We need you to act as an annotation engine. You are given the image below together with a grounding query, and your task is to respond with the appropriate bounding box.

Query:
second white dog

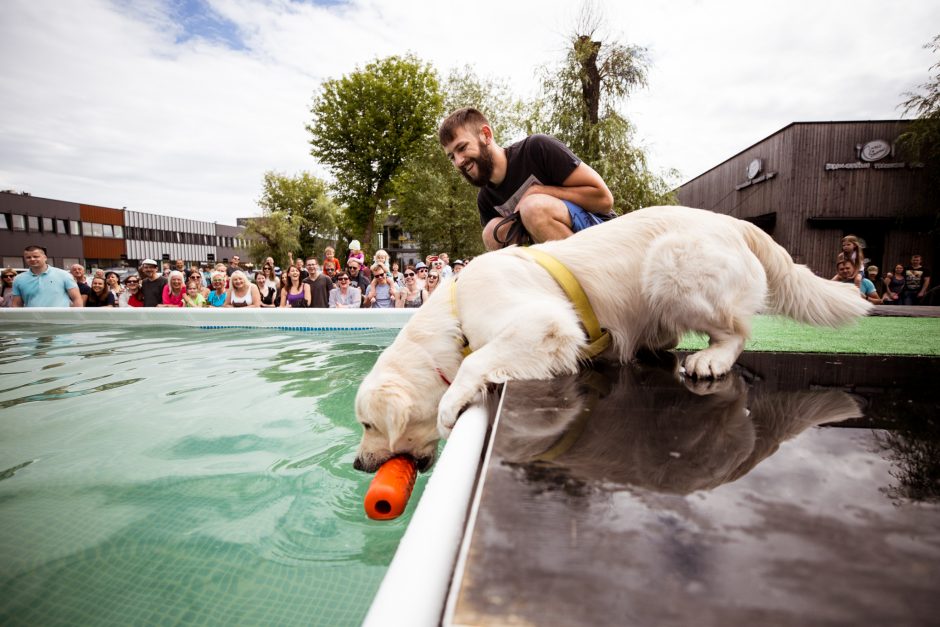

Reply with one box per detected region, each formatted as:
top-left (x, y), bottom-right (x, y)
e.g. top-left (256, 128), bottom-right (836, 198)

top-left (353, 205), bottom-right (871, 473)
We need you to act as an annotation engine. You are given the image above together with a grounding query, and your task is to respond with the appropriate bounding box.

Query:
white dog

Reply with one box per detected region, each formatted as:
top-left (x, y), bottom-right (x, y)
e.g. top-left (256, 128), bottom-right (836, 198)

top-left (353, 206), bottom-right (872, 473)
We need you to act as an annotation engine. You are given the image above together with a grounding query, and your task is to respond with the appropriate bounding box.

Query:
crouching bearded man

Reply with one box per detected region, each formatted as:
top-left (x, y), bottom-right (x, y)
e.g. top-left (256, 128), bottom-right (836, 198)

top-left (438, 107), bottom-right (616, 251)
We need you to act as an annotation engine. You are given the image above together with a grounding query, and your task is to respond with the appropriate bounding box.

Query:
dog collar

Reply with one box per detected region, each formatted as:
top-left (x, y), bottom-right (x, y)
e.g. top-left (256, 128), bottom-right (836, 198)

top-left (435, 368), bottom-right (452, 386)
top-left (519, 248), bottom-right (611, 359)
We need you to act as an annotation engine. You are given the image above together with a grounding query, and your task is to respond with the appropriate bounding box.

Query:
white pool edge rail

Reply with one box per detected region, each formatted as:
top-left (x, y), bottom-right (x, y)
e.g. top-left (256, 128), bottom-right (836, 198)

top-left (362, 403), bottom-right (490, 627)
top-left (0, 307), bottom-right (416, 328)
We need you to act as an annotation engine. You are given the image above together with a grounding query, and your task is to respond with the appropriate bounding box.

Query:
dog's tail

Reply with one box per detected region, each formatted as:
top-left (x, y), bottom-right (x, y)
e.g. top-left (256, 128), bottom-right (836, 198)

top-left (739, 220), bottom-right (873, 326)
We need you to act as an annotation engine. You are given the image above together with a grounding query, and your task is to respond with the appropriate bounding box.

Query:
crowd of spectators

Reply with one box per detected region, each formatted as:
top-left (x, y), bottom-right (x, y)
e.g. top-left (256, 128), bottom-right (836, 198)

top-left (3, 244), bottom-right (470, 310)
top-left (831, 234), bottom-right (934, 306)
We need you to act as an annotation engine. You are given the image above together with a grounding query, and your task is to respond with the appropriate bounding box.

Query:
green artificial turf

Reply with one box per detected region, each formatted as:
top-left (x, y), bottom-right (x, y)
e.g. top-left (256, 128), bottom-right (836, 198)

top-left (676, 315), bottom-right (940, 356)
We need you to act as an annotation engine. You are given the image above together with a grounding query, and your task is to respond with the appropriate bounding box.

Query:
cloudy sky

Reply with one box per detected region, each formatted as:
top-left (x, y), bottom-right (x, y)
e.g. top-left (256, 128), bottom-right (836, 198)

top-left (1, 0), bottom-right (937, 225)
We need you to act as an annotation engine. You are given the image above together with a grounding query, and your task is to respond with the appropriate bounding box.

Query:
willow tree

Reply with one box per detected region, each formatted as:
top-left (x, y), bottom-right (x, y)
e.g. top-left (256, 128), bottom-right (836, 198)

top-left (307, 55), bottom-right (443, 253)
top-left (899, 34), bottom-right (940, 224)
top-left (536, 4), bottom-right (676, 212)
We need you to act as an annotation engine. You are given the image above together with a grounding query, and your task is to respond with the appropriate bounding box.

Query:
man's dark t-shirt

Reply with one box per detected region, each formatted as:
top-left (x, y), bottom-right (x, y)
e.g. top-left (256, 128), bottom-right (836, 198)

top-left (85, 290), bottom-right (115, 307)
top-left (141, 276), bottom-right (167, 307)
top-left (305, 274), bottom-right (333, 309)
top-left (904, 266), bottom-right (931, 293)
top-left (77, 282), bottom-right (92, 297)
top-left (476, 134), bottom-right (616, 227)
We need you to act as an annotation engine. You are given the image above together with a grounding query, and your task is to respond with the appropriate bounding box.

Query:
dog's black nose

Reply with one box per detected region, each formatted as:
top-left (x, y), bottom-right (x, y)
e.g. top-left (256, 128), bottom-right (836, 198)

top-left (353, 457), bottom-right (364, 471)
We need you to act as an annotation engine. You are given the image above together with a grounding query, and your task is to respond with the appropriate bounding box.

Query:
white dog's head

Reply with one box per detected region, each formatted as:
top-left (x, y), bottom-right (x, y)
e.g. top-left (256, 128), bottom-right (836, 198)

top-left (353, 359), bottom-right (444, 473)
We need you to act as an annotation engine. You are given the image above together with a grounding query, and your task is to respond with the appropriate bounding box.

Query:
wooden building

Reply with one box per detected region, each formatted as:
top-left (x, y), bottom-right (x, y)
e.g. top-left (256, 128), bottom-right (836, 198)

top-left (677, 121), bottom-right (936, 276)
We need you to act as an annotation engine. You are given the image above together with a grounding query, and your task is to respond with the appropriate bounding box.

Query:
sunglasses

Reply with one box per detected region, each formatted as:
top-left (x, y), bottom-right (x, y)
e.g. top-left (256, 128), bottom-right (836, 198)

top-left (338, 277), bottom-right (350, 282)
top-left (2, 274), bottom-right (14, 279)
top-left (126, 280), bottom-right (139, 284)
top-left (373, 273), bottom-right (386, 279)
top-left (404, 272), bottom-right (415, 277)
top-left (428, 274), bottom-right (439, 280)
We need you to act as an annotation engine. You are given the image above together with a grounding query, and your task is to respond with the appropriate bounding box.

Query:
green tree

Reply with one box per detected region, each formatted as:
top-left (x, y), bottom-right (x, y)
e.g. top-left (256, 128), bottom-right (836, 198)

top-left (307, 55), bottom-right (443, 255)
top-left (392, 67), bottom-right (527, 258)
top-left (534, 3), bottom-right (676, 212)
top-left (243, 171), bottom-right (340, 264)
top-left (899, 34), bottom-right (940, 222)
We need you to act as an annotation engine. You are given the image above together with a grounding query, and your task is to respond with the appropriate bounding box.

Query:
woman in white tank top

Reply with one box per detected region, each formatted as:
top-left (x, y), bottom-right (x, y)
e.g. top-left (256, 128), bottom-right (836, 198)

top-left (225, 271), bottom-right (261, 308)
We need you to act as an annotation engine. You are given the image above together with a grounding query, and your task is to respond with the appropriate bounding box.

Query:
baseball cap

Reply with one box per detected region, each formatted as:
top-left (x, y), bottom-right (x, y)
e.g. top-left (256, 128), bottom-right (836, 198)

top-left (141, 259), bottom-right (158, 266)
top-left (349, 240), bottom-right (361, 250)
top-left (453, 259), bottom-right (464, 266)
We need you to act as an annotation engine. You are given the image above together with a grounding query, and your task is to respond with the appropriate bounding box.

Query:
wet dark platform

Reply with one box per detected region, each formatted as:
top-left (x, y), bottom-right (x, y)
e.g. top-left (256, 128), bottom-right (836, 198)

top-left (449, 352), bottom-right (940, 626)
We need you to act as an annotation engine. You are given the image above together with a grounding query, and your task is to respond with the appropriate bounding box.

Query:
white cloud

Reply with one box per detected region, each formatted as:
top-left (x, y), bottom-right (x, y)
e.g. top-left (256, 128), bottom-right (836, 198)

top-left (0, 0), bottom-right (937, 223)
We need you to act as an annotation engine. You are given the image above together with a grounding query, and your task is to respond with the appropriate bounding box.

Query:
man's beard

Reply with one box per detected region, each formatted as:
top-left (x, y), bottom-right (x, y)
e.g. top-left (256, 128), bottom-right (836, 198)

top-left (459, 140), bottom-right (495, 187)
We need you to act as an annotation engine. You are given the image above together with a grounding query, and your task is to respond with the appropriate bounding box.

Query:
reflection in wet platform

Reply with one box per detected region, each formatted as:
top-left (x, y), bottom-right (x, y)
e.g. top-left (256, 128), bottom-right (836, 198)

top-left (450, 352), bottom-right (940, 627)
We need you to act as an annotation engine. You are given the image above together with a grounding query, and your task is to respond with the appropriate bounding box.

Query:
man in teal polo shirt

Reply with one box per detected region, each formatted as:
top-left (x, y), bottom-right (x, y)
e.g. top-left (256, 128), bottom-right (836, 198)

top-left (11, 245), bottom-right (83, 307)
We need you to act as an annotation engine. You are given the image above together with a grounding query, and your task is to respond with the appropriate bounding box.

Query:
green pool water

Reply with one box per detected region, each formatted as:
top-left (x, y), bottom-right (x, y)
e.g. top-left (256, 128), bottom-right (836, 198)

top-left (0, 324), bottom-right (421, 626)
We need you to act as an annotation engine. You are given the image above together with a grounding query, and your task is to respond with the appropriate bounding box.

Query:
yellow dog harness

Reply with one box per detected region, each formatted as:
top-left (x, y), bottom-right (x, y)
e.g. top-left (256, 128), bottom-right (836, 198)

top-left (450, 248), bottom-right (611, 360)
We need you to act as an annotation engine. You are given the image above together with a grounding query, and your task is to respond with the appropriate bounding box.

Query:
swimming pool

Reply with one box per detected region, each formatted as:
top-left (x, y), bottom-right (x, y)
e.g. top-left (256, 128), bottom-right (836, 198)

top-left (0, 320), bottom-right (425, 626)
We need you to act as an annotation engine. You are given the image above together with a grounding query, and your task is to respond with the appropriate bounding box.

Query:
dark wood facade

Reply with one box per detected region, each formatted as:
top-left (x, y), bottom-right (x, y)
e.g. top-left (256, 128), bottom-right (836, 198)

top-left (677, 121), bottom-right (936, 276)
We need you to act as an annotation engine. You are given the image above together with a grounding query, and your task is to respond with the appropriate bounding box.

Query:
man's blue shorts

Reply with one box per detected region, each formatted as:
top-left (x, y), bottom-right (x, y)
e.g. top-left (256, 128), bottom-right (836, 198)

top-left (564, 200), bottom-right (609, 233)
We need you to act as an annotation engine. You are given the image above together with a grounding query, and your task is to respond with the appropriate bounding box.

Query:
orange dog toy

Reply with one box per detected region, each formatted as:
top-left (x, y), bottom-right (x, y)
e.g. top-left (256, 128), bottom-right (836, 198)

top-left (364, 456), bottom-right (418, 520)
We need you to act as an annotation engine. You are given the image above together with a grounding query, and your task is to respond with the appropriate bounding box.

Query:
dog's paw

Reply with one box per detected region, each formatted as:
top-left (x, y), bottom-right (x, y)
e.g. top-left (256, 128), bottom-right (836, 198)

top-left (681, 372), bottom-right (735, 396)
top-left (684, 350), bottom-right (733, 379)
top-left (437, 391), bottom-right (462, 439)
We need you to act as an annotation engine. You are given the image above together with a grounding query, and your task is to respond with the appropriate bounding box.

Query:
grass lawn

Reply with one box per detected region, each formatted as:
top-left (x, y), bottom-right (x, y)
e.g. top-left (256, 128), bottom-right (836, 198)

top-left (677, 315), bottom-right (940, 356)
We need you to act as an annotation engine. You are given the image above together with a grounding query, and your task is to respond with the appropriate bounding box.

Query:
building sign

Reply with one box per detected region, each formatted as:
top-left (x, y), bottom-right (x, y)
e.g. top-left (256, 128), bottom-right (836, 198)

top-left (825, 137), bottom-right (921, 171)
top-left (860, 139), bottom-right (890, 162)
top-left (735, 157), bottom-right (776, 190)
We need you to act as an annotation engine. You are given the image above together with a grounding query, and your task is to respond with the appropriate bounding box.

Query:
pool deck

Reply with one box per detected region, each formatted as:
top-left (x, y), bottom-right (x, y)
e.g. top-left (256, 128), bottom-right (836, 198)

top-left (446, 351), bottom-right (940, 626)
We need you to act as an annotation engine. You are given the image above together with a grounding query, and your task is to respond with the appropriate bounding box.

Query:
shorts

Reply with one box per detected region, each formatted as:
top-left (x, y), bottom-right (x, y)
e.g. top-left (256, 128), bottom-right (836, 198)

top-left (564, 200), bottom-right (612, 233)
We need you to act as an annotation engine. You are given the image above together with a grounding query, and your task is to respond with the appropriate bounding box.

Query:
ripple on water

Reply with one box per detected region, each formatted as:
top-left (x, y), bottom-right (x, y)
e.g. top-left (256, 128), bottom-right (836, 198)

top-left (0, 324), bottom-right (400, 627)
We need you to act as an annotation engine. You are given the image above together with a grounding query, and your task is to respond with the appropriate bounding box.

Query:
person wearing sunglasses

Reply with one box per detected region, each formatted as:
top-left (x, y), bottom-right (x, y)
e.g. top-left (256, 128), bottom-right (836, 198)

top-left (328, 273), bottom-right (362, 308)
top-left (345, 259), bottom-right (371, 303)
top-left (394, 265), bottom-right (427, 308)
top-left (425, 271), bottom-right (442, 296)
top-left (1, 268), bottom-right (18, 307)
top-left (118, 275), bottom-right (144, 307)
top-left (364, 263), bottom-right (398, 308)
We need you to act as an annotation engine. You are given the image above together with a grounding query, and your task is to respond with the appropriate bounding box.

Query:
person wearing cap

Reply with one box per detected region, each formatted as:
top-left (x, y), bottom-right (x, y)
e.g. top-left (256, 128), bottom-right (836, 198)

top-left (453, 259), bottom-right (465, 275)
top-left (12, 245), bottom-right (82, 308)
top-left (347, 240), bottom-right (365, 266)
top-left (413, 261), bottom-right (429, 289)
top-left (139, 259), bottom-right (168, 307)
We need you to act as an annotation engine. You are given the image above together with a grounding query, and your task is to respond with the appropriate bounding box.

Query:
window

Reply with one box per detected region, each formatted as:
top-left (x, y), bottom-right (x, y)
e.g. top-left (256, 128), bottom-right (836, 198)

top-left (102, 224), bottom-right (113, 237)
top-left (113, 225), bottom-right (123, 239)
top-left (12, 214), bottom-right (26, 231)
top-left (0, 214), bottom-right (8, 230)
top-left (91, 223), bottom-right (103, 237)
top-left (82, 221), bottom-right (92, 235)
top-left (56, 219), bottom-right (67, 234)
top-left (42, 217), bottom-right (53, 232)
top-left (70, 220), bottom-right (81, 235)
top-left (27, 216), bottom-right (39, 231)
